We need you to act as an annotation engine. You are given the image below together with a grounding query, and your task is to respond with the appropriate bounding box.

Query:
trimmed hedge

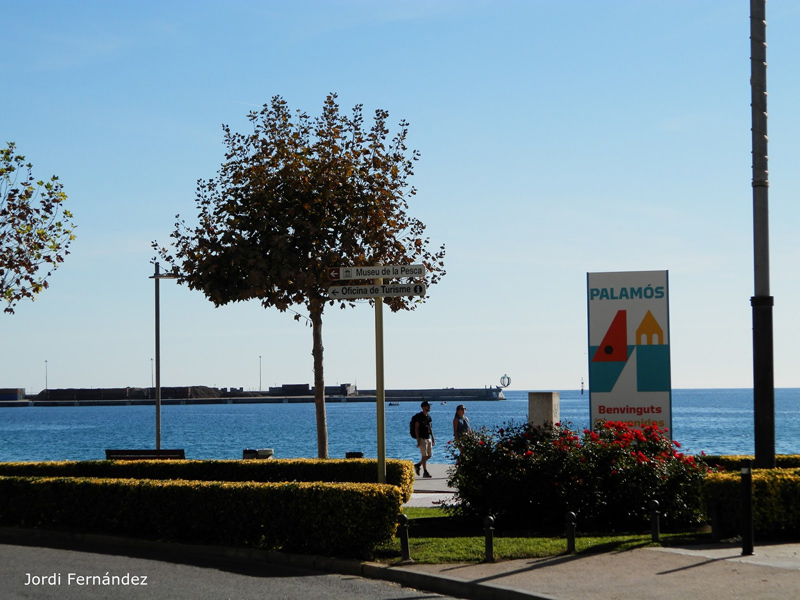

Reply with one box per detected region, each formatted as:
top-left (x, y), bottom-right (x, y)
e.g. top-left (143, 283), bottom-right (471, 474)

top-left (703, 455), bottom-right (800, 472)
top-left (0, 458), bottom-right (414, 504)
top-left (0, 476), bottom-right (401, 558)
top-left (703, 469), bottom-right (800, 538)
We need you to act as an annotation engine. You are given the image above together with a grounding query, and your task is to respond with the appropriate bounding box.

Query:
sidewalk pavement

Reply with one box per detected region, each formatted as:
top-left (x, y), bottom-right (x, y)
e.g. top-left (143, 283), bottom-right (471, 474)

top-left (394, 463), bottom-right (800, 600)
top-left (403, 461), bottom-right (457, 507)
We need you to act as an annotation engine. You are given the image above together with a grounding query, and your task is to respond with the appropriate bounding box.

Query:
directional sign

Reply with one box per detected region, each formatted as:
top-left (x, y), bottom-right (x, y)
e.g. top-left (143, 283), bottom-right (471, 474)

top-left (328, 283), bottom-right (427, 300)
top-left (328, 264), bottom-right (426, 281)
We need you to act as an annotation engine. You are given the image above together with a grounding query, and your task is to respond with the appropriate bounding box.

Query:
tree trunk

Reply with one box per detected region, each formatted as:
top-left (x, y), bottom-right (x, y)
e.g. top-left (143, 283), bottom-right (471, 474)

top-left (310, 301), bottom-right (329, 458)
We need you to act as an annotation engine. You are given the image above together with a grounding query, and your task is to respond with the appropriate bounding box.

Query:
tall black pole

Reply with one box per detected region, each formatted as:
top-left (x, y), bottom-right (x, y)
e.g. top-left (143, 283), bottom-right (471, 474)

top-left (154, 262), bottom-right (162, 450)
top-left (750, 0), bottom-right (775, 468)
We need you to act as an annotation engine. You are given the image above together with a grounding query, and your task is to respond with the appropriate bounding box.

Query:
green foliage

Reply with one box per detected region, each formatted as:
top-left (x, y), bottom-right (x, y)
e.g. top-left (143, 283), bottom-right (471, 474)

top-left (0, 458), bottom-right (415, 504)
top-left (0, 142), bottom-right (76, 314)
top-left (702, 454), bottom-right (800, 471)
top-left (0, 476), bottom-right (402, 558)
top-left (155, 93), bottom-right (445, 313)
top-left (703, 469), bottom-right (800, 538)
top-left (446, 421), bottom-right (707, 532)
top-left (152, 94), bottom-right (445, 458)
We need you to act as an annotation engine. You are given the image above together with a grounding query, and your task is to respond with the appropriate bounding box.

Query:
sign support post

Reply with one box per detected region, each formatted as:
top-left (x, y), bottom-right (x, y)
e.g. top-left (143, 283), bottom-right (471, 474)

top-left (327, 264), bottom-right (427, 485)
top-left (374, 276), bottom-right (386, 484)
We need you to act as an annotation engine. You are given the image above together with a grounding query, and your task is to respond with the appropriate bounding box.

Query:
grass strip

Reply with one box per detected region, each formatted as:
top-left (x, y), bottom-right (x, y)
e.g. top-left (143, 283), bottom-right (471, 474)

top-left (381, 508), bottom-right (709, 563)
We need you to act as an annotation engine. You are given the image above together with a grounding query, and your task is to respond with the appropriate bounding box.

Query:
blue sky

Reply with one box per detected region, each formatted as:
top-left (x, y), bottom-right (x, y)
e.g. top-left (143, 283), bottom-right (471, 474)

top-left (2, 1), bottom-right (799, 394)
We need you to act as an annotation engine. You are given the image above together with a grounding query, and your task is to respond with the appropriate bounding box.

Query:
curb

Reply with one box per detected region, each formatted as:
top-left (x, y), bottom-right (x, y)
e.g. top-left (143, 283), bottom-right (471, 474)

top-left (0, 527), bottom-right (560, 600)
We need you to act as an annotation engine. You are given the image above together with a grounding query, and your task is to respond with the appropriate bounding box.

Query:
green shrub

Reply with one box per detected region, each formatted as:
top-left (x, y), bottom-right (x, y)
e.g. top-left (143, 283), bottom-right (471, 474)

top-left (447, 421), bottom-right (707, 532)
top-left (0, 476), bottom-right (401, 558)
top-left (703, 469), bottom-right (800, 538)
top-left (702, 455), bottom-right (800, 472)
top-left (0, 458), bottom-right (414, 504)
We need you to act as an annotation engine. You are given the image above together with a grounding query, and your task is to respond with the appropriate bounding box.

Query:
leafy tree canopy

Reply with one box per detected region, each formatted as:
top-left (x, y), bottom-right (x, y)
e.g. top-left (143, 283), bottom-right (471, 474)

top-left (1, 142), bottom-right (76, 314)
top-left (154, 94), bottom-right (445, 457)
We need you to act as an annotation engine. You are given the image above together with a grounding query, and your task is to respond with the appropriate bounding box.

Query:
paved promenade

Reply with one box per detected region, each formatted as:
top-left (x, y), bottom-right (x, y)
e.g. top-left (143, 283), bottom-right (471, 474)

top-left (404, 461), bottom-right (458, 506)
top-left (385, 540), bottom-right (800, 600)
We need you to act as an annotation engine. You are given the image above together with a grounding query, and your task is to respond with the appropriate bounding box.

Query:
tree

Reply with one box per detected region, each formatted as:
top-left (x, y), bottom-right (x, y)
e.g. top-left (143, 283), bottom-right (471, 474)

top-left (1, 142), bottom-right (76, 314)
top-left (154, 94), bottom-right (446, 458)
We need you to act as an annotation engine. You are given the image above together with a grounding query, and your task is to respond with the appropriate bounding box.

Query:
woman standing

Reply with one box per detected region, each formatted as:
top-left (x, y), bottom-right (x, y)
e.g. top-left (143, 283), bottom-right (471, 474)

top-left (452, 404), bottom-right (471, 439)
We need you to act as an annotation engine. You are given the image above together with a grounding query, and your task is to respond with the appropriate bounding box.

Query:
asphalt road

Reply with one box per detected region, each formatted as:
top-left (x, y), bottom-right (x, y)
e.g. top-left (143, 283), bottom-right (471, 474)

top-left (0, 543), bottom-right (452, 600)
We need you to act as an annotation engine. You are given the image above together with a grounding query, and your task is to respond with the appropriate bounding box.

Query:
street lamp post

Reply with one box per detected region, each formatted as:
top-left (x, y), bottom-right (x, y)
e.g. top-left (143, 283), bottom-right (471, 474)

top-left (750, 0), bottom-right (775, 468)
top-left (151, 262), bottom-right (179, 450)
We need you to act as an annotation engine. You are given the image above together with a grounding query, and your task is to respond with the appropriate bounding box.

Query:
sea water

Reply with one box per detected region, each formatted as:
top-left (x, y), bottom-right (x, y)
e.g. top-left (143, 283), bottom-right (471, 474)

top-left (0, 389), bottom-right (798, 462)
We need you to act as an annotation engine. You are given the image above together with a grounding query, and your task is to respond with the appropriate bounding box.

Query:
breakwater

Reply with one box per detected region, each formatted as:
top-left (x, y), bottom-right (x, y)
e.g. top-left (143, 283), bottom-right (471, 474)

top-left (2, 385), bottom-right (505, 407)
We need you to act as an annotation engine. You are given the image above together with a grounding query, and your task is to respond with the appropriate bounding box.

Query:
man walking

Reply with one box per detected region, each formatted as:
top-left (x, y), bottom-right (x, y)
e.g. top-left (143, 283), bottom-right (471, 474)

top-left (413, 400), bottom-right (435, 478)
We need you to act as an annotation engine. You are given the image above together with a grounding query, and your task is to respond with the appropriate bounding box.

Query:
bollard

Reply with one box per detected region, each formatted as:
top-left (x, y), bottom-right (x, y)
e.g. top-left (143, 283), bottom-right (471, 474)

top-left (649, 499), bottom-right (661, 543)
top-left (565, 512), bottom-right (577, 554)
top-left (741, 461), bottom-right (754, 556)
top-left (711, 500), bottom-right (720, 543)
top-left (483, 516), bottom-right (495, 562)
top-left (397, 514), bottom-right (411, 561)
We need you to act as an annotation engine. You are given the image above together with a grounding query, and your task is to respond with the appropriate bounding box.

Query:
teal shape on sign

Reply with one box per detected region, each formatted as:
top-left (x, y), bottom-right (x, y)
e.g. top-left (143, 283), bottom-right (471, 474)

top-left (635, 345), bottom-right (671, 392)
top-left (588, 345), bottom-right (634, 393)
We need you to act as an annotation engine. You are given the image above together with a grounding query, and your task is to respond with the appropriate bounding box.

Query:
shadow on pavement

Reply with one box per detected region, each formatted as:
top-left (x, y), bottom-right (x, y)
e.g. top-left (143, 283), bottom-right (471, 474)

top-left (0, 528), bottom-right (321, 579)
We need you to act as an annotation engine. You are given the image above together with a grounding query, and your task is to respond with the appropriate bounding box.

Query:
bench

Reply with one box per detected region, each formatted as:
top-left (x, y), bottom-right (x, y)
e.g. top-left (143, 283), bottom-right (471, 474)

top-left (105, 449), bottom-right (185, 461)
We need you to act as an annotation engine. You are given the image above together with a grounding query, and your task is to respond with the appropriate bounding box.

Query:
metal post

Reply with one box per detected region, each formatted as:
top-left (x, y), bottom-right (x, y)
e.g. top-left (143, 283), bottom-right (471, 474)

top-left (398, 514), bottom-right (411, 562)
top-left (649, 500), bottom-right (661, 543)
top-left (750, 0), bottom-right (775, 469)
top-left (151, 263), bottom-right (179, 451)
top-left (483, 516), bottom-right (495, 562)
top-left (711, 500), bottom-right (721, 543)
top-left (565, 512), bottom-right (577, 553)
top-left (154, 262), bottom-right (162, 451)
top-left (375, 276), bottom-right (386, 484)
top-left (741, 461), bottom-right (755, 555)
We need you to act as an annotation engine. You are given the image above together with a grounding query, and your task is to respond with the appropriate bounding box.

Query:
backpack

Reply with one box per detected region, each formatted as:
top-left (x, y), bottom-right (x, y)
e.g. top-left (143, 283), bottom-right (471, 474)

top-left (409, 413), bottom-right (419, 439)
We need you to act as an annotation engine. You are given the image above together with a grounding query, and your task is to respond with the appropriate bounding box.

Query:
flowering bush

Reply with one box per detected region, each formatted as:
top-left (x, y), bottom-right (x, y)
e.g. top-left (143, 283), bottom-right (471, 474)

top-left (446, 421), bottom-right (707, 532)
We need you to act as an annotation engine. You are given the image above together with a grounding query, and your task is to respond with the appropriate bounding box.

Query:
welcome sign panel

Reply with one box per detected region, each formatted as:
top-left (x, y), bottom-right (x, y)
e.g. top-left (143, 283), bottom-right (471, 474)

top-left (587, 270), bottom-right (672, 433)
